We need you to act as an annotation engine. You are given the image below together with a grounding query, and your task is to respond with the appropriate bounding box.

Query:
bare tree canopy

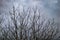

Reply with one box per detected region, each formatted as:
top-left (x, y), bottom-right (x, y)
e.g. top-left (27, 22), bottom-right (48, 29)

top-left (0, 2), bottom-right (60, 40)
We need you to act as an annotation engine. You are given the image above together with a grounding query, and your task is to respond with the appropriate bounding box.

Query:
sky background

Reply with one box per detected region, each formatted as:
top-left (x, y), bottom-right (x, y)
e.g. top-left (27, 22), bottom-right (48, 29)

top-left (0, 0), bottom-right (60, 22)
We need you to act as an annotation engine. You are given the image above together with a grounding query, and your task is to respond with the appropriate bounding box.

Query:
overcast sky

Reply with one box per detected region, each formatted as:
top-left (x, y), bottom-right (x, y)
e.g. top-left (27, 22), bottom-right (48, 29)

top-left (0, 0), bottom-right (60, 22)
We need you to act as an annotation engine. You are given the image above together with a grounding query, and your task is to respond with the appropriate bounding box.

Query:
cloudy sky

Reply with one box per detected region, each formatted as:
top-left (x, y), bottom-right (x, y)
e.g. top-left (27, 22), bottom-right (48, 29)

top-left (0, 0), bottom-right (60, 22)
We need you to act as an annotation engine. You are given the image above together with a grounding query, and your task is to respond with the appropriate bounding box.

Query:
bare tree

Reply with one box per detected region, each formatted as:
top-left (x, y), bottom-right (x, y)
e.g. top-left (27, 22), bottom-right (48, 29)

top-left (0, 5), bottom-right (60, 40)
